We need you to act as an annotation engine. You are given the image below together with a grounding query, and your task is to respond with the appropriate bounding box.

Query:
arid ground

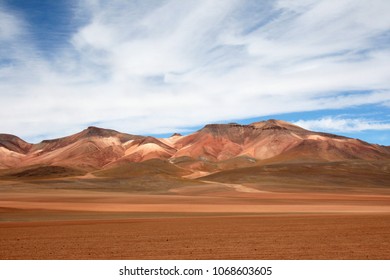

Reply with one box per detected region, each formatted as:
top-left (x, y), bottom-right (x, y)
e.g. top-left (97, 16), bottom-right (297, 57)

top-left (1, 171), bottom-right (389, 260)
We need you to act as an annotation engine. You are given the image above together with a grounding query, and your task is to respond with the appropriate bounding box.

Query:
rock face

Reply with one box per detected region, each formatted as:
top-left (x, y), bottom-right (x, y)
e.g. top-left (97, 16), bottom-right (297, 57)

top-left (0, 120), bottom-right (389, 174)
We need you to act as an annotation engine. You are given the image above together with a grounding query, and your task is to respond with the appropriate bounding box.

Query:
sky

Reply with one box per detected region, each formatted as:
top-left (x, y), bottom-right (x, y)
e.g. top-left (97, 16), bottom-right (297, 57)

top-left (0, 0), bottom-right (390, 145)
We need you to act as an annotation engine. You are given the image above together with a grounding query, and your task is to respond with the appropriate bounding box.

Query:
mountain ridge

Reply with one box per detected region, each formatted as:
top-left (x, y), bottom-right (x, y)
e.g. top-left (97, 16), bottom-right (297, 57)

top-left (1, 119), bottom-right (389, 178)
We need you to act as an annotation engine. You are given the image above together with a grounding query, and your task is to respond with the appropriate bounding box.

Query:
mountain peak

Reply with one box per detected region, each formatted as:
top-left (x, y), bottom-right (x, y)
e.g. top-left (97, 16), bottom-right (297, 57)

top-left (250, 119), bottom-right (307, 132)
top-left (0, 133), bottom-right (27, 142)
top-left (80, 126), bottom-right (123, 138)
top-left (0, 133), bottom-right (32, 154)
top-left (86, 125), bottom-right (115, 133)
top-left (201, 122), bottom-right (246, 131)
top-left (170, 133), bottom-right (182, 137)
top-left (87, 126), bottom-right (101, 130)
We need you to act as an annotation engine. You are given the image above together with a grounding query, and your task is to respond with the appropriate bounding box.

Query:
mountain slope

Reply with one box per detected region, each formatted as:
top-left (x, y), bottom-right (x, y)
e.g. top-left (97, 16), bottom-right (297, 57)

top-left (173, 119), bottom-right (390, 163)
top-left (0, 120), bottom-right (389, 178)
top-left (0, 134), bottom-right (32, 168)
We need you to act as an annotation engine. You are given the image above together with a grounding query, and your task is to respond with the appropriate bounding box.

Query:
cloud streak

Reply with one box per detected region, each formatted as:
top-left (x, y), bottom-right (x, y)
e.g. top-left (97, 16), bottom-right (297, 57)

top-left (294, 117), bottom-right (390, 132)
top-left (0, 0), bottom-right (389, 142)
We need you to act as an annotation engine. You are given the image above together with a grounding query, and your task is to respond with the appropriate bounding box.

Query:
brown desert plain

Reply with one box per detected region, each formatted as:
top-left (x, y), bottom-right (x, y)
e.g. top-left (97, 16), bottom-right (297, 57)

top-left (0, 119), bottom-right (390, 259)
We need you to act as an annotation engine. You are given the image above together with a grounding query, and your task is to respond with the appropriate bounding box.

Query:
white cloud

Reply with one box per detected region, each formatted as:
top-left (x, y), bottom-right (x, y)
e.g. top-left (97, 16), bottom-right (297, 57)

top-left (0, 6), bottom-right (24, 41)
top-left (294, 117), bottom-right (390, 132)
top-left (0, 0), bottom-right (390, 142)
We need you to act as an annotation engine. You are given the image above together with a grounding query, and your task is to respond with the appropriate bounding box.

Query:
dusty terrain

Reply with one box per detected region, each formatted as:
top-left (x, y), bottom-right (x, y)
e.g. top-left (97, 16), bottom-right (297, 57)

top-left (1, 174), bottom-right (389, 260)
top-left (1, 214), bottom-right (389, 260)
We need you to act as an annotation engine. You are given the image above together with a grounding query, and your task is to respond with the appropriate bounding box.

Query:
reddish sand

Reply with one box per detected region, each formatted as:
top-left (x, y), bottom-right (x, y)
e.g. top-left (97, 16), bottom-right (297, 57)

top-left (1, 214), bottom-right (389, 259)
top-left (1, 179), bottom-right (389, 259)
top-left (1, 183), bottom-right (390, 214)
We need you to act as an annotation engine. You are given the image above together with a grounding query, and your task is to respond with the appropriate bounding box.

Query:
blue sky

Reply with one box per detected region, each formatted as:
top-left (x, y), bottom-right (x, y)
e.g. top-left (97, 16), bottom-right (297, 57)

top-left (0, 0), bottom-right (389, 145)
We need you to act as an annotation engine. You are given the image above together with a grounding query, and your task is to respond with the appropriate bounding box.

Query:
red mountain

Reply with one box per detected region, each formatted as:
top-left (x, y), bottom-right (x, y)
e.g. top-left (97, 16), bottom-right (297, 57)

top-left (0, 120), bottom-right (389, 177)
top-left (173, 119), bottom-right (389, 161)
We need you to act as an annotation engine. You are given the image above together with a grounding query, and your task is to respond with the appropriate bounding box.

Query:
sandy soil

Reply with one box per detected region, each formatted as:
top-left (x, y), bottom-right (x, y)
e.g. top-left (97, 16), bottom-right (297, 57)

top-left (1, 181), bottom-right (389, 214)
top-left (0, 214), bottom-right (389, 259)
top-left (0, 179), bottom-right (389, 259)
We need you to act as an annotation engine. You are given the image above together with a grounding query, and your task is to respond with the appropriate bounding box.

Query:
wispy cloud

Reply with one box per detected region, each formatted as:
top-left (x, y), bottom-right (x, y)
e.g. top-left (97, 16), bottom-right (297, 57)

top-left (0, 0), bottom-right (389, 142)
top-left (0, 7), bottom-right (23, 40)
top-left (294, 117), bottom-right (390, 132)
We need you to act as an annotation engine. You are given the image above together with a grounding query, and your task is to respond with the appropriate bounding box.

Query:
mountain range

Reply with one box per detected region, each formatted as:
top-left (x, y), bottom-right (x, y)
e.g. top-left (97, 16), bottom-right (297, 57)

top-left (1, 119), bottom-right (390, 180)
